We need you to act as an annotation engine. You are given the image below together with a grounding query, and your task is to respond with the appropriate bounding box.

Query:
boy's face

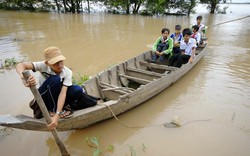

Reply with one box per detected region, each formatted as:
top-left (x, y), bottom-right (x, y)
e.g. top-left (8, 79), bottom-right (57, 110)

top-left (47, 60), bottom-right (64, 74)
top-left (175, 29), bottom-right (180, 34)
top-left (162, 31), bottom-right (169, 39)
top-left (184, 34), bottom-right (190, 42)
top-left (192, 28), bottom-right (196, 33)
top-left (197, 19), bottom-right (202, 24)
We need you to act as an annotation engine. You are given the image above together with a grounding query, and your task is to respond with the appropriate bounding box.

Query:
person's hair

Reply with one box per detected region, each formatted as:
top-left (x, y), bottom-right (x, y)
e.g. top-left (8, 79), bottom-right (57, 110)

top-left (161, 28), bottom-right (170, 34)
top-left (182, 28), bottom-right (192, 36)
top-left (175, 25), bottom-right (181, 30)
top-left (192, 25), bottom-right (199, 32)
top-left (197, 15), bottom-right (202, 20)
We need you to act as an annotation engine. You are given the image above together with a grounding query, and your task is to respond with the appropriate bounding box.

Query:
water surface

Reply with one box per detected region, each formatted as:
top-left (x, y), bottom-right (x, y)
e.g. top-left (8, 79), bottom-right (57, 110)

top-left (0, 4), bottom-right (250, 156)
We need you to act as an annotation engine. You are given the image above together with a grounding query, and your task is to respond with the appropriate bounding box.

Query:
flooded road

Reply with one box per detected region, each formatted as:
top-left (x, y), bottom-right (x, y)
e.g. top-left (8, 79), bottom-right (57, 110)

top-left (0, 4), bottom-right (250, 156)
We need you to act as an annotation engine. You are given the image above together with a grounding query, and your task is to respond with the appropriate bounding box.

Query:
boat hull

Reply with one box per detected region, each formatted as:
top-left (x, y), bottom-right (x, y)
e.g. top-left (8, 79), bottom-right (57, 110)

top-left (0, 45), bottom-right (207, 131)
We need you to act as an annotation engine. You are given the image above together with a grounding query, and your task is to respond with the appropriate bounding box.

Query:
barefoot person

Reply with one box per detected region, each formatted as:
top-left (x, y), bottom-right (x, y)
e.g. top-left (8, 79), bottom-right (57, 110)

top-left (16, 46), bottom-right (97, 129)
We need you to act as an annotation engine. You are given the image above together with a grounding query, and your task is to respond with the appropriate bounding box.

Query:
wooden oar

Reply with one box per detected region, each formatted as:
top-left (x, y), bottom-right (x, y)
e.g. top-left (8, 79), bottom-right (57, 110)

top-left (22, 71), bottom-right (70, 156)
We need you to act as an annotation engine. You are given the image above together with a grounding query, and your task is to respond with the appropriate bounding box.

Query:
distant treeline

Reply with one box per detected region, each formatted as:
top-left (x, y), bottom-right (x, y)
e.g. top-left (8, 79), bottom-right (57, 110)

top-left (0, 0), bottom-right (228, 15)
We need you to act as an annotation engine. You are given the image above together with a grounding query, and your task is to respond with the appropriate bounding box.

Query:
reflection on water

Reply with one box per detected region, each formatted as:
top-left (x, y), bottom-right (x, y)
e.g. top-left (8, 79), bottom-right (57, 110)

top-left (0, 4), bottom-right (250, 156)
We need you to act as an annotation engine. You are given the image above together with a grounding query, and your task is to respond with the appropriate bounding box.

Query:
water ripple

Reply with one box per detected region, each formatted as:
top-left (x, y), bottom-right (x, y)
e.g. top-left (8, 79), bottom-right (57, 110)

top-left (203, 45), bottom-right (250, 103)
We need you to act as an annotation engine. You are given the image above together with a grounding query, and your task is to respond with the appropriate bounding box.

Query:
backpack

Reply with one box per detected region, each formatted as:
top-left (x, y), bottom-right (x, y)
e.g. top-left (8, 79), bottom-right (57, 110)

top-left (71, 92), bottom-right (99, 110)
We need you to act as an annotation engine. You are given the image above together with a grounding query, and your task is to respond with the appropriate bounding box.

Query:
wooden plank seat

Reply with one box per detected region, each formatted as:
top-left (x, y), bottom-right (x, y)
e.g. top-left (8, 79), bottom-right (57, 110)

top-left (126, 66), bottom-right (163, 77)
top-left (118, 74), bottom-right (152, 85)
top-left (100, 82), bottom-right (134, 93)
top-left (139, 61), bottom-right (178, 71)
top-left (99, 82), bottom-right (131, 100)
top-left (126, 66), bottom-right (163, 81)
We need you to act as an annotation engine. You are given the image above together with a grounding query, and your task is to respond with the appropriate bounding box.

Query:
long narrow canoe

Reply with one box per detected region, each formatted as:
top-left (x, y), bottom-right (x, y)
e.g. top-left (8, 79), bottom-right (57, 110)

top-left (0, 45), bottom-right (207, 131)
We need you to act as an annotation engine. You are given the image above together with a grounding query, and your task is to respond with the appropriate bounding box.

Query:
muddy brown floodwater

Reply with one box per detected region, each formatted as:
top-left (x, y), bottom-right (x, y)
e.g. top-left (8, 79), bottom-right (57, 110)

top-left (0, 4), bottom-right (250, 156)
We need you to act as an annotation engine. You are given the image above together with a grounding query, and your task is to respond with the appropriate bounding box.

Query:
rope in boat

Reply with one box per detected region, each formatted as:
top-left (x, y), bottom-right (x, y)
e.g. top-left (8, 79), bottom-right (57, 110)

top-left (98, 103), bottom-right (211, 128)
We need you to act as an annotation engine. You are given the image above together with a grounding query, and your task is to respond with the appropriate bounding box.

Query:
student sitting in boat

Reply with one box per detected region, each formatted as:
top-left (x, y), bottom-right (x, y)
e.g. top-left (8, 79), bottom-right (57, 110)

top-left (151, 28), bottom-right (173, 64)
top-left (168, 28), bottom-right (196, 68)
top-left (191, 25), bottom-right (201, 46)
top-left (16, 46), bottom-right (98, 129)
top-left (170, 25), bottom-right (183, 54)
top-left (193, 15), bottom-right (206, 36)
top-left (193, 15), bottom-right (207, 45)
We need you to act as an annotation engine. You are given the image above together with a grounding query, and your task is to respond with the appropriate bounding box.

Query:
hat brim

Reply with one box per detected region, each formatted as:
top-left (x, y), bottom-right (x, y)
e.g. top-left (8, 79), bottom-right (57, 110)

top-left (48, 55), bottom-right (66, 64)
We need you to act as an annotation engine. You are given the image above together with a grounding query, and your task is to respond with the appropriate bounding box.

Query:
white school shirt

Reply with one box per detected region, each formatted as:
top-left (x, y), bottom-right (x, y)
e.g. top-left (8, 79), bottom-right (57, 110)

top-left (32, 61), bottom-right (73, 88)
top-left (191, 32), bottom-right (201, 44)
top-left (193, 23), bottom-right (205, 33)
top-left (196, 32), bottom-right (201, 44)
top-left (180, 38), bottom-right (196, 56)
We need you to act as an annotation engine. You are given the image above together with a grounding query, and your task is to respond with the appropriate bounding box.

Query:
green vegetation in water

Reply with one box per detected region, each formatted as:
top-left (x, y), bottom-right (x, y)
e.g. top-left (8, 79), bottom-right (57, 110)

top-left (106, 144), bottom-right (114, 152)
top-left (142, 143), bottom-right (146, 152)
top-left (0, 0), bottom-right (226, 15)
top-left (72, 73), bottom-right (90, 86)
top-left (85, 136), bottom-right (147, 155)
top-left (0, 127), bottom-right (14, 137)
top-left (85, 136), bottom-right (115, 156)
top-left (85, 136), bottom-right (102, 156)
top-left (107, 64), bottom-right (115, 69)
top-left (0, 57), bottom-right (20, 70)
top-left (127, 145), bottom-right (136, 156)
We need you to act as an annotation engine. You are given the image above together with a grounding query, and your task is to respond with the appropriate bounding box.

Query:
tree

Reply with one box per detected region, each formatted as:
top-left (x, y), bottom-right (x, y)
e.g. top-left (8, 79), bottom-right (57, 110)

top-left (200, 0), bottom-right (226, 13)
top-left (0, 0), bottom-right (53, 11)
top-left (187, 0), bottom-right (196, 15)
top-left (86, 0), bottom-right (90, 13)
top-left (105, 0), bottom-right (131, 14)
top-left (165, 0), bottom-right (196, 16)
top-left (131, 0), bottom-right (146, 14)
top-left (61, 0), bottom-right (82, 13)
top-left (146, 0), bottom-right (166, 15)
top-left (54, 0), bottom-right (60, 12)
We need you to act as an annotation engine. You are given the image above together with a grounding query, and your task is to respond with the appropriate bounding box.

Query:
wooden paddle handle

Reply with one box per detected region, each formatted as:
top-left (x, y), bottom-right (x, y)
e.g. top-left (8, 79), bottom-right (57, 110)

top-left (22, 71), bottom-right (70, 156)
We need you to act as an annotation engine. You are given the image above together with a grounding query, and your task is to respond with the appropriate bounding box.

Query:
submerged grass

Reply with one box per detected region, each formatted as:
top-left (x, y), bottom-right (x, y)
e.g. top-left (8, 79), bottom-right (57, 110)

top-left (0, 57), bottom-right (20, 69)
top-left (85, 136), bottom-right (146, 156)
top-left (0, 127), bottom-right (14, 137)
top-left (85, 136), bottom-right (115, 156)
top-left (72, 73), bottom-right (90, 85)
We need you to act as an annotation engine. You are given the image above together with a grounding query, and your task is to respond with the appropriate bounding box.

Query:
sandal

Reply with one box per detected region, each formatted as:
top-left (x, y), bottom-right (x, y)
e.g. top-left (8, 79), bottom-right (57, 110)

top-left (49, 110), bottom-right (74, 119)
top-left (59, 110), bottom-right (74, 119)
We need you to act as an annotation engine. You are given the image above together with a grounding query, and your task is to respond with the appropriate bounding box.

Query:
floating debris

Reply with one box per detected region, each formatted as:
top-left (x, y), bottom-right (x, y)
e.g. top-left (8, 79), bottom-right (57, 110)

top-left (0, 127), bottom-right (14, 137)
top-left (164, 116), bottom-right (181, 128)
top-left (0, 59), bottom-right (3, 69)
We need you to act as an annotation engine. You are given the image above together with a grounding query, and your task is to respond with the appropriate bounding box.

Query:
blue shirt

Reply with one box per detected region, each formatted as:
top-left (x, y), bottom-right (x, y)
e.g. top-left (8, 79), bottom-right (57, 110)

top-left (170, 33), bottom-right (183, 44)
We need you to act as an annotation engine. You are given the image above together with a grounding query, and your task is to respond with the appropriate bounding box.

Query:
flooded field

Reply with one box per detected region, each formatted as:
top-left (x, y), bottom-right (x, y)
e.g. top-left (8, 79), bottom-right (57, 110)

top-left (0, 4), bottom-right (250, 156)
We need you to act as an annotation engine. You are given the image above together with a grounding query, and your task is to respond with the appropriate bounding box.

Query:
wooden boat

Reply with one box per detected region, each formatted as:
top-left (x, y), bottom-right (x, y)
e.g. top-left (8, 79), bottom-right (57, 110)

top-left (0, 45), bottom-right (207, 131)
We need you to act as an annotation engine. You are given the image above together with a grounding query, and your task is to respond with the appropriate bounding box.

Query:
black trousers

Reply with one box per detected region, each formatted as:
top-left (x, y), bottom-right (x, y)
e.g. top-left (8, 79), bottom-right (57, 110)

top-left (168, 54), bottom-right (191, 68)
top-left (172, 47), bottom-right (180, 54)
